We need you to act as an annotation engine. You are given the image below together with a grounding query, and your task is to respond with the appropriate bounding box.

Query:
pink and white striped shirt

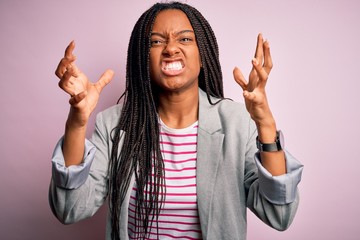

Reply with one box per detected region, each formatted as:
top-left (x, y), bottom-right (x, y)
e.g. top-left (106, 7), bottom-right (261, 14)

top-left (128, 120), bottom-right (202, 239)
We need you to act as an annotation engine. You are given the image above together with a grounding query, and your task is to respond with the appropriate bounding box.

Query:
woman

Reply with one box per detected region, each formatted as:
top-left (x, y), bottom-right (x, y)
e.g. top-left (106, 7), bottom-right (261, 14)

top-left (50, 2), bottom-right (303, 239)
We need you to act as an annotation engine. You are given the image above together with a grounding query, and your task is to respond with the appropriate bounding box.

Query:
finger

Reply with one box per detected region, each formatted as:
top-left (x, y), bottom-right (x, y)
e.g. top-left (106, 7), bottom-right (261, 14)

top-left (69, 91), bottom-right (87, 105)
top-left (252, 58), bottom-right (268, 88)
top-left (263, 40), bottom-right (273, 74)
top-left (67, 63), bottom-right (81, 78)
top-left (233, 67), bottom-right (247, 91)
top-left (94, 69), bottom-right (114, 93)
top-left (58, 70), bottom-right (75, 95)
top-left (248, 68), bottom-right (258, 91)
top-left (65, 40), bottom-right (76, 59)
top-left (55, 58), bottom-right (69, 78)
top-left (55, 57), bottom-right (76, 78)
top-left (254, 33), bottom-right (264, 65)
top-left (55, 41), bottom-right (77, 78)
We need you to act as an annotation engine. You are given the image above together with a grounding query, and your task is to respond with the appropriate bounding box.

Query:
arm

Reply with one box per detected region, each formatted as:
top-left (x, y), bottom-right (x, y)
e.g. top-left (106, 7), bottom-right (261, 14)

top-left (49, 111), bottom-right (112, 224)
top-left (49, 41), bottom-right (114, 223)
top-left (234, 34), bottom-right (303, 230)
top-left (233, 33), bottom-right (285, 176)
top-left (245, 120), bottom-right (303, 231)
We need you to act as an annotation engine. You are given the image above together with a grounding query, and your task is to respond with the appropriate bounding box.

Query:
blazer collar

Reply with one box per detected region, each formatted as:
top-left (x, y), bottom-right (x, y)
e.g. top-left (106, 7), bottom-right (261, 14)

top-left (198, 89), bottom-right (222, 135)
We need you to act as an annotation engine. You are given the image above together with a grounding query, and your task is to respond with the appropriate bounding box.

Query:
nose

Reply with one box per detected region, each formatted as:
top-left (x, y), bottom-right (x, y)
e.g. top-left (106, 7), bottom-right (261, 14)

top-left (163, 40), bottom-right (180, 56)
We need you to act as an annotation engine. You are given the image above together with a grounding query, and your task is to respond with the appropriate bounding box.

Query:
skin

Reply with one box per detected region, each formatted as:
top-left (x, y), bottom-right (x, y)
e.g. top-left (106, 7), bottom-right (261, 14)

top-left (54, 10), bottom-right (285, 175)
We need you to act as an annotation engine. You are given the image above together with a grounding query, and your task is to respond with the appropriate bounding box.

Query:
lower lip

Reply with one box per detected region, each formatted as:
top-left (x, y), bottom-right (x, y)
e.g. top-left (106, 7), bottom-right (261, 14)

top-left (161, 67), bottom-right (185, 76)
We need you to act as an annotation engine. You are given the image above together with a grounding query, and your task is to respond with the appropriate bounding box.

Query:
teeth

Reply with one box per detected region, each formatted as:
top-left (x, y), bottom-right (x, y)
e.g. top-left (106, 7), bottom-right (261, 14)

top-left (164, 61), bottom-right (182, 70)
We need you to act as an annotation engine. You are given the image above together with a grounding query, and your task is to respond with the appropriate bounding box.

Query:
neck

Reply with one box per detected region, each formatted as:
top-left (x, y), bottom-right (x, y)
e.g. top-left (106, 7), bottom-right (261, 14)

top-left (156, 88), bottom-right (199, 129)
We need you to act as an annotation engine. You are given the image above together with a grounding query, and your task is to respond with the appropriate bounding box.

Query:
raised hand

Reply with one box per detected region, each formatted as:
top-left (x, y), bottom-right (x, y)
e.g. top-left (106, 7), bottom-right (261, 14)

top-left (55, 41), bottom-right (114, 128)
top-left (233, 33), bottom-right (275, 132)
top-left (55, 41), bottom-right (114, 166)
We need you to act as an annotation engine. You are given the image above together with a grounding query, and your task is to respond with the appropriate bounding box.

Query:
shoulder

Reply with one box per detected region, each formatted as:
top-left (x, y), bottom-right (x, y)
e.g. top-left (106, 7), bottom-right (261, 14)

top-left (97, 104), bottom-right (122, 120)
top-left (199, 93), bottom-right (254, 139)
top-left (216, 98), bottom-right (249, 118)
top-left (199, 89), bottom-right (254, 133)
top-left (199, 88), bottom-right (249, 121)
top-left (94, 104), bottom-right (122, 132)
top-left (209, 97), bottom-right (252, 126)
top-left (217, 99), bottom-right (254, 135)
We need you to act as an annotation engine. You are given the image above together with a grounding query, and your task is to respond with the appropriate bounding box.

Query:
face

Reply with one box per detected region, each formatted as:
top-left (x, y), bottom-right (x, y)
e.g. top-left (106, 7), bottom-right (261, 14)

top-left (149, 9), bottom-right (201, 94)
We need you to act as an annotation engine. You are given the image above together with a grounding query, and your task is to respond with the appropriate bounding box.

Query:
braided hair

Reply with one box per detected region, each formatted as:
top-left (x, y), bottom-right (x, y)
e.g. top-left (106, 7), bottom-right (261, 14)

top-left (108, 2), bottom-right (223, 239)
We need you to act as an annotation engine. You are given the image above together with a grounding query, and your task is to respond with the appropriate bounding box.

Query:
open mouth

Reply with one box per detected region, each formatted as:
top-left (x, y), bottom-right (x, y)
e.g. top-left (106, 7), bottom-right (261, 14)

top-left (161, 60), bottom-right (185, 76)
top-left (162, 61), bottom-right (184, 71)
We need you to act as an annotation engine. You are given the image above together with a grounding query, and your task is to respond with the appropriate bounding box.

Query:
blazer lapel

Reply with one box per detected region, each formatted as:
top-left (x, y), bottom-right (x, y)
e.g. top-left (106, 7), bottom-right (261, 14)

top-left (196, 89), bottom-right (224, 234)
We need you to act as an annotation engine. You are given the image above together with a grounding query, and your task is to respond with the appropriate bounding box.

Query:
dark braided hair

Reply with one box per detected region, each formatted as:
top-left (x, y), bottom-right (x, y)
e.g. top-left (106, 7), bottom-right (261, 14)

top-left (108, 2), bottom-right (223, 239)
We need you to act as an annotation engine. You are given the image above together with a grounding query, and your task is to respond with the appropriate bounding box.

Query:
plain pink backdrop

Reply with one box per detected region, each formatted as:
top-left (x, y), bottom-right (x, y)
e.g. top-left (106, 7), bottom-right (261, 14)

top-left (1, 0), bottom-right (359, 239)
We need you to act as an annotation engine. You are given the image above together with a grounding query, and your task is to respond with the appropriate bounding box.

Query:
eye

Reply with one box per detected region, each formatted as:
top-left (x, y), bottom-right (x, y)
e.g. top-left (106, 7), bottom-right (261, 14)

top-left (180, 37), bottom-right (192, 42)
top-left (151, 39), bottom-right (164, 46)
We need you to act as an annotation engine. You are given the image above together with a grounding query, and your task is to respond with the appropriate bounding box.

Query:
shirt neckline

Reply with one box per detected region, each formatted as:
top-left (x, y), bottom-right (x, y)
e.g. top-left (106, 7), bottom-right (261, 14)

top-left (159, 117), bottom-right (198, 134)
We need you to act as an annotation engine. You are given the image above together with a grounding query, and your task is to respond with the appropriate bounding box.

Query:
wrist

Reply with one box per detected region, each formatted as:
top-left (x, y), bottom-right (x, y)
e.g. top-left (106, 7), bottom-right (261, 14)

top-left (66, 107), bottom-right (89, 129)
top-left (256, 130), bottom-right (284, 152)
top-left (256, 119), bottom-right (276, 143)
top-left (65, 118), bottom-right (88, 132)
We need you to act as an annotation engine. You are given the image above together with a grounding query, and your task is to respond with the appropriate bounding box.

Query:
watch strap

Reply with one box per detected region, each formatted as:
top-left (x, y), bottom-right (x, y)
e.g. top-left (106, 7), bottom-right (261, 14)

top-left (256, 131), bottom-right (283, 152)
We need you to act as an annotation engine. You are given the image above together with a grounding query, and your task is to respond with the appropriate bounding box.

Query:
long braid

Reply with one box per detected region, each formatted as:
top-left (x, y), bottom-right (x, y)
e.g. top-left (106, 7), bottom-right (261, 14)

top-left (187, 7), bottom-right (224, 100)
top-left (109, 2), bottom-right (224, 239)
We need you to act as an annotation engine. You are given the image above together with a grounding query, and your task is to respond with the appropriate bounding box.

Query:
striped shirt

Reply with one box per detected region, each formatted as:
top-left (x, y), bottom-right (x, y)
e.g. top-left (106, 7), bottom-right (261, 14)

top-left (128, 120), bottom-right (202, 239)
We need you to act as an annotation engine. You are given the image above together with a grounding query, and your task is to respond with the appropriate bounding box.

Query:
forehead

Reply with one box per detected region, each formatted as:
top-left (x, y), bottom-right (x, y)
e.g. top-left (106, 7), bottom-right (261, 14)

top-left (152, 9), bottom-right (193, 32)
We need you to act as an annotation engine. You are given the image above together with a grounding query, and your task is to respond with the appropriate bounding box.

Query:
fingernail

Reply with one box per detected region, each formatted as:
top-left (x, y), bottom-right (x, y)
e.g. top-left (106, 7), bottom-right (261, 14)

top-left (252, 58), bottom-right (258, 65)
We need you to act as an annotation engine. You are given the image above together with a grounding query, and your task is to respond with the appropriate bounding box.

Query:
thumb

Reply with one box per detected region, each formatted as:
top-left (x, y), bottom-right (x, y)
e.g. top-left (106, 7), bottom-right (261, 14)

top-left (95, 69), bottom-right (114, 93)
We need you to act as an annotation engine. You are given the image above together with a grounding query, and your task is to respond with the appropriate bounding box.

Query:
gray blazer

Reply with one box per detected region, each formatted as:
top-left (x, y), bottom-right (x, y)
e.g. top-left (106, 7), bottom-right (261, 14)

top-left (49, 89), bottom-right (303, 239)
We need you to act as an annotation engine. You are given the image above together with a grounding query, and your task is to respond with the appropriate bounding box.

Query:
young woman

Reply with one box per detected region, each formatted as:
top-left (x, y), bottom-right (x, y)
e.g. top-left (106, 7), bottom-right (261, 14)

top-left (50, 2), bottom-right (303, 239)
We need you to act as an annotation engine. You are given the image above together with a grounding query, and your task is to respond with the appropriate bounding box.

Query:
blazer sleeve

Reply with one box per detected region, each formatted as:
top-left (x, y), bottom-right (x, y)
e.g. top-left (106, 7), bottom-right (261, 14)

top-left (245, 120), bottom-right (304, 231)
top-left (51, 137), bottom-right (96, 189)
top-left (48, 111), bottom-right (111, 224)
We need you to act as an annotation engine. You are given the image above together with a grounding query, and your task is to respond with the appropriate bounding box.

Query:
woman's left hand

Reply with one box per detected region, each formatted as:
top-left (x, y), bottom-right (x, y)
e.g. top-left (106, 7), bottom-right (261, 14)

top-left (233, 33), bottom-right (275, 130)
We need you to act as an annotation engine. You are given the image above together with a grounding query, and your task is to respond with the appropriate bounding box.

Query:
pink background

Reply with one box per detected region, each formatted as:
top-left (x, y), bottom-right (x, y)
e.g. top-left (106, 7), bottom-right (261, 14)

top-left (1, 0), bottom-right (359, 239)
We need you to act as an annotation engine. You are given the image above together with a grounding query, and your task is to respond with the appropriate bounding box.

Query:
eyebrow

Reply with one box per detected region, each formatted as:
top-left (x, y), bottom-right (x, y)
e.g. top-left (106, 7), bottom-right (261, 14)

top-left (151, 30), bottom-right (194, 38)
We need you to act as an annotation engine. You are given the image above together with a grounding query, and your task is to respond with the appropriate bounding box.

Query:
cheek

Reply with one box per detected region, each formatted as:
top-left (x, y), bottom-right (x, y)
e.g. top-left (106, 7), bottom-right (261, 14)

top-left (149, 53), bottom-right (158, 78)
top-left (193, 53), bottom-right (202, 73)
top-left (193, 49), bottom-right (201, 68)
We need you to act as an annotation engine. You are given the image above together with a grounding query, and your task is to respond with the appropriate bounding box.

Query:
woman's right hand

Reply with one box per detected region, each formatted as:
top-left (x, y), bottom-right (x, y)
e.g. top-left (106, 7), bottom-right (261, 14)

top-left (55, 41), bottom-right (114, 128)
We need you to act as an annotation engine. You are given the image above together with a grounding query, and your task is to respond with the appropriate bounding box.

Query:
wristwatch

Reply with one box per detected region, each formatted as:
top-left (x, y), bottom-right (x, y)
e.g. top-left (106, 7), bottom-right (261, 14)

top-left (256, 130), bottom-right (284, 152)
